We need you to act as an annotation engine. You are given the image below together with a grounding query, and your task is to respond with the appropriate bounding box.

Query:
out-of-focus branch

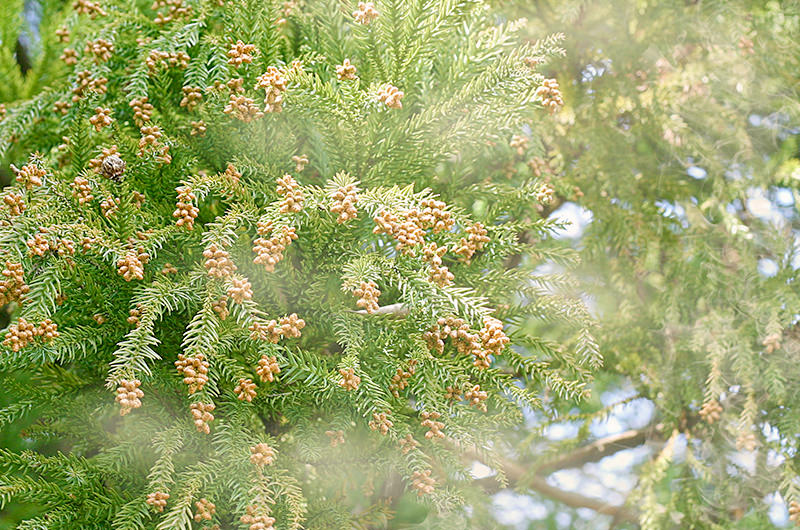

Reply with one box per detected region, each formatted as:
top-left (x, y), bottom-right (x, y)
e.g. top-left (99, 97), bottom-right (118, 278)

top-left (462, 428), bottom-right (654, 525)
top-left (468, 447), bottom-right (640, 524)
top-left (534, 426), bottom-right (659, 475)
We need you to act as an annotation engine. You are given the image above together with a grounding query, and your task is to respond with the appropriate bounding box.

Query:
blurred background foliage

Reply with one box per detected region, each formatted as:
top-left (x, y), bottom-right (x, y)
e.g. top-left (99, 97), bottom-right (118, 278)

top-left (1, 0), bottom-right (799, 528)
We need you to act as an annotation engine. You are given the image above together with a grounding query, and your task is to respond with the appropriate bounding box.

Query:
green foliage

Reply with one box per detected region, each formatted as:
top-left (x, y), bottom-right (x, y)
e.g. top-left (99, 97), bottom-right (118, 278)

top-left (0, 0), bottom-right (588, 528)
top-left (496, 0), bottom-right (800, 527)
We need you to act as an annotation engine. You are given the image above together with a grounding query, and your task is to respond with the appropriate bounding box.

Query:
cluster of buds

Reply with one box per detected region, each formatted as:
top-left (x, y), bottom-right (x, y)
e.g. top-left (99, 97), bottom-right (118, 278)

top-left (325, 430), bottom-right (345, 447)
top-left (409, 198), bottom-right (453, 233)
top-left (789, 501), bottom-right (800, 525)
top-left (71, 70), bottom-right (107, 101)
top-left (173, 186), bottom-right (199, 229)
top-left (353, 281), bottom-right (380, 313)
top-left (250, 443), bottom-right (276, 466)
top-left (275, 0), bottom-right (295, 26)
top-left (241, 506), bottom-right (276, 530)
top-left (194, 498), bottom-right (216, 522)
top-left (253, 223), bottom-right (297, 272)
top-left (528, 156), bottom-right (551, 177)
top-left (249, 319), bottom-right (279, 342)
top-left (389, 359), bottom-right (417, 398)
top-left (60, 47), bottom-right (77, 65)
top-left (411, 470), bottom-right (435, 496)
top-left (235, 378), bottom-right (257, 401)
top-left (353, 1), bottom-right (379, 24)
top-left (377, 83), bottom-right (403, 109)
top-left (146, 50), bottom-right (190, 73)
top-left (276, 175), bottom-right (304, 213)
top-left (255, 67), bottom-right (287, 113)
top-left (222, 77), bottom-right (243, 93)
top-left (292, 154), bottom-right (308, 172)
top-left (736, 430), bottom-right (757, 452)
top-left (138, 125), bottom-right (169, 162)
top-left (329, 181), bottom-right (359, 223)
top-left (132, 190), bottom-right (145, 208)
top-left (480, 317), bottom-right (509, 357)
top-left (89, 145), bottom-right (118, 172)
top-left (0, 262), bottom-right (29, 305)
top-left (152, 0), bottom-right (192, 24)
top-left (464, 384), bottom-right (488, 412)
top-left (146, 491), bottom-right (169, 512)
top-left (424, 316), bottom-right (482, 360)
top-left (26, 230), bottom-right (50, 257)
top-left (101, 196), bottom-right (121, 218)
top-left (222, 163), bottom-right (241, 186)
top-left (81, 236), bottom-right (96, 251)
top-left (369, 411), bottom-right (393, 435)
top-left (203, 244), bottom-right (237, 278)
top-left (278, 313), bottom-right (306, 338)
top-left (57, 238), bottom-right (75, 257)
top-left (130, 97), bottom-right (154, 126)
top-left (510, 134), bottom-right (529, 155)
top-left (2, 318), bottom-right (37, 351)
top-left (738, 36), bottom-right (755, 56)
top-left (72, 0), bottom-right (108, 18)
top-left (535, 78), bottom-right (564, 113)
top-left (339, 367), bottom-right (361, 391)
top-left (373, 210), bottom-right (425, 254)
top-left (453, 222), bottom-right (489, 263)
top-left (228, 41), bottom-right (257, 66)
top-left (71, 176), bottom-right (94, 204)
top-left (212, 296), bottom-right (229, 320)
top-left (128, 305), bottom-right (142, 327)
top-left (85, 38), bottom-right (113, 62)
top-left (227, 277), bottom-right (253, 304)
top-left (256, 355), bottom-right (280, 382)
top-left (72, 0), bottom-right (106, 16)
top-left (180, 86), bottom-right (203, 111)
top-left (115, 379), bottom-right (144, 415)
top-left (336, 59), bottom-right (357, 80)
top-left (55, 27), bottom-right (69, 42)
top-left (12, 162), bottom-right (46, 189)
top-left (535, 182), bottom-right (554, 205)
top-left (224, 94), bottom-right (264, 123)
top-left (117, 251), bottom-right (145, 281)
top-left (191, 120), bottom-right (206, 136)
top-left (37, 318), bottom-right (59, 342)
top-left (161, 263), bottom-right (178, 275)
top-left (422, 243), bottom-right (454, 287)
top-left (175, 353), bottom-right (209, 394)
top-left (3, 192), bottom-right (24, 216)
top-left (190, 402), bottom-right (215, 434)
top-left (89, 107), bottom-right (113, 131)
top-left (420, 411), bottom-right (444, 439)
top-left (399, 434), bottom-right (419, 454)
top-left (762, 333), bottom-right (781, 354)
top-left (444, 385), bottom-right (461, 401)
top-left (699, 399), bottom-right (723, 424)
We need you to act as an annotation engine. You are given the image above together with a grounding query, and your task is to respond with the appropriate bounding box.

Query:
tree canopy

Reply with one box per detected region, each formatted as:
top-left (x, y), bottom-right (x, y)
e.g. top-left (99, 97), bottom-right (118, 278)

top-left (0, 0), bottom-right (799, 529)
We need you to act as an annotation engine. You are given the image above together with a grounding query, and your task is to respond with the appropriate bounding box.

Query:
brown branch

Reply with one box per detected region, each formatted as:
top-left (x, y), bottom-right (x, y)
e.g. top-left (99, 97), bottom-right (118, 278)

top-left (471, 453), bottom-right (639, 524)
top-left (534, 426), bottom-right (658, 475)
